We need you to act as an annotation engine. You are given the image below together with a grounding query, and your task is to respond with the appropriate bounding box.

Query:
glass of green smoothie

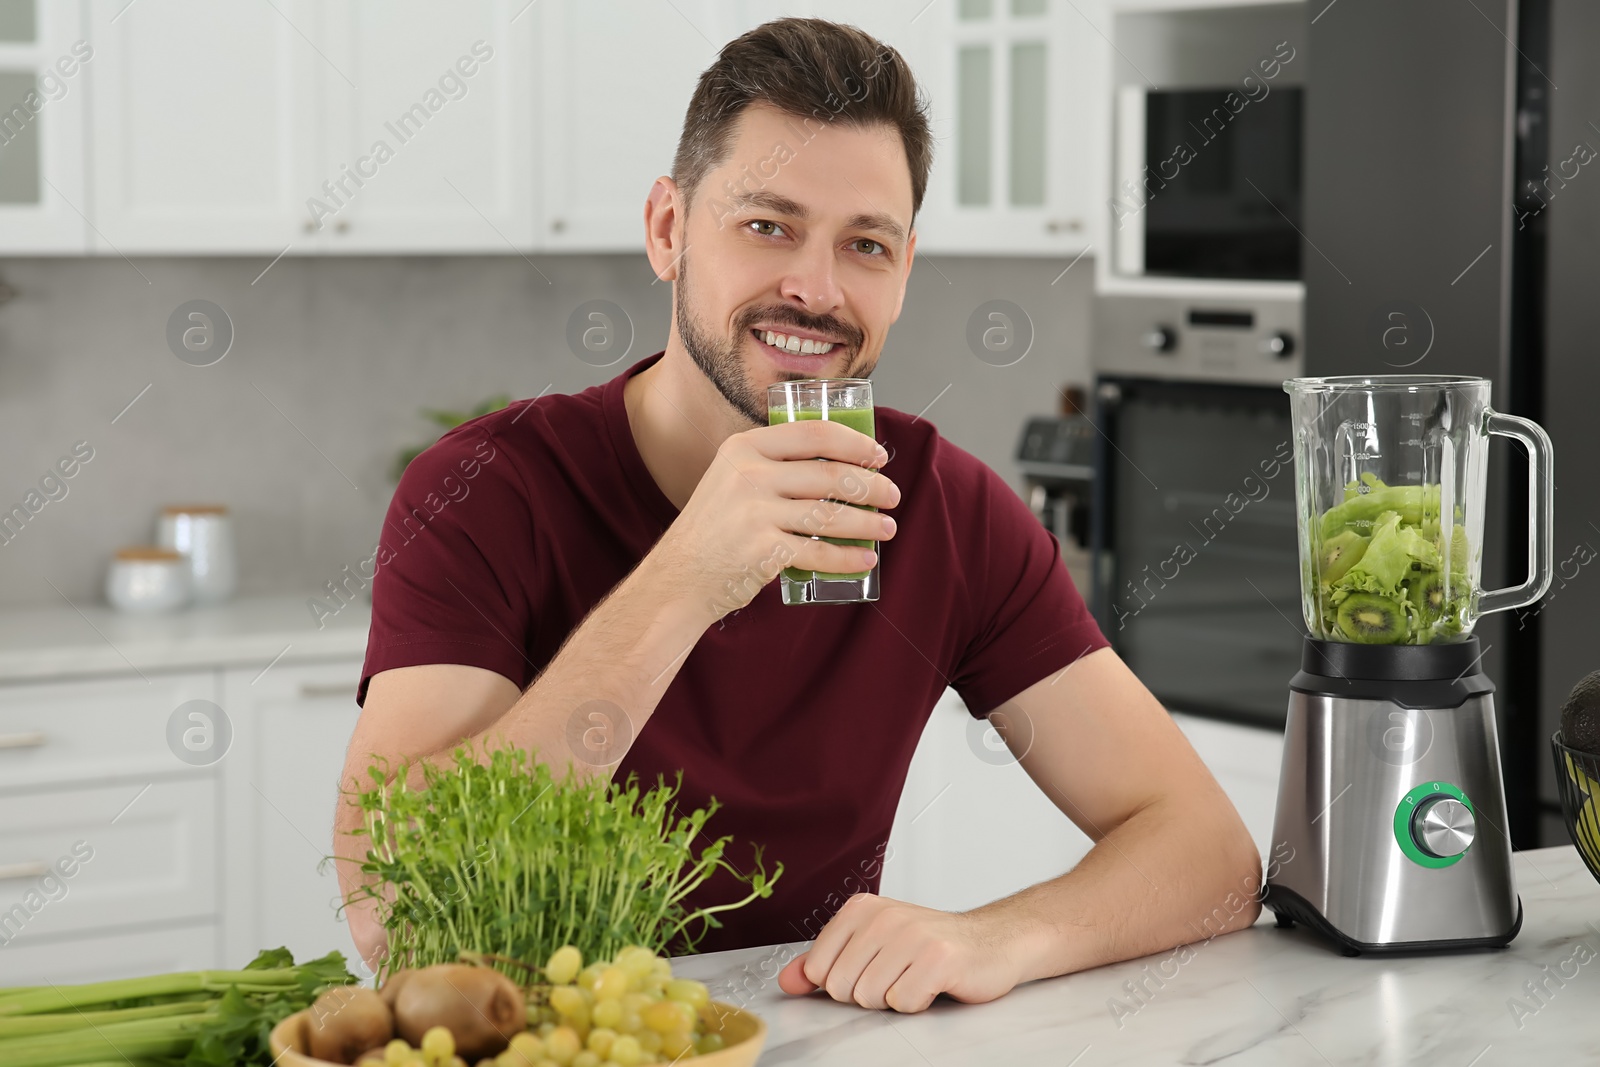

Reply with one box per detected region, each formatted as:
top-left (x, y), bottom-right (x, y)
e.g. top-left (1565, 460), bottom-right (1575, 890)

top-left (766, 378), bottom-right (880, 605)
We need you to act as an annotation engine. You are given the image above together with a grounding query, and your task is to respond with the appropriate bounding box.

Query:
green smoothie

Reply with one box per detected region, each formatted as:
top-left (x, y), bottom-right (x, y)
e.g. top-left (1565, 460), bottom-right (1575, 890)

top-left (767, 405), bottom-right (878, 582)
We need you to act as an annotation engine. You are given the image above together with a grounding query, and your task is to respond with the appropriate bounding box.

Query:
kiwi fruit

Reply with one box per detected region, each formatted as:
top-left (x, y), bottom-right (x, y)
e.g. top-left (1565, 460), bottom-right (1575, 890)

top-left (393, 963), bottom-right (525, 1061)
top-left (1320, 530), bottom-right (1369, 584)
top-left (1560, 670), bottom-right (1600, 756)
top-left (1408, 571), bottom-right (1446, 623)
top-left (1334, 592), bottom-right (1408, 644)
top-left (305, 986), bottom-right (393, 1066)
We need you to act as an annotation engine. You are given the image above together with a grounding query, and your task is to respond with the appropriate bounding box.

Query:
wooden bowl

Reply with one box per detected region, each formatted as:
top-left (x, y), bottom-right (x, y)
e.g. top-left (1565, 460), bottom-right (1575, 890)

top-left (270, 999), bottom-right (768, 1066)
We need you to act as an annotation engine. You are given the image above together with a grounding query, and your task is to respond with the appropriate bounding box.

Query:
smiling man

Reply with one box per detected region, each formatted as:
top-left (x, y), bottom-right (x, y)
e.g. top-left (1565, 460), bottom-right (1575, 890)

top-left (338, 17), bottom-right (1261, 1014)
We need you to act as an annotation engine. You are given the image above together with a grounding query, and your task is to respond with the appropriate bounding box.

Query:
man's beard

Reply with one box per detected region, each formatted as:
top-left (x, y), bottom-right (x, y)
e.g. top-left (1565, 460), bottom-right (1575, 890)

top-left (675, 253), bottom-right (870, 427)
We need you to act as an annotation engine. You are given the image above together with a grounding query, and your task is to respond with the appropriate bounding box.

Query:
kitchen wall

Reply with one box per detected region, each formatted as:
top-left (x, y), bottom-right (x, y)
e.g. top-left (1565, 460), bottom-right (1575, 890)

top-left (0, 251), bottom-right (1093, 609)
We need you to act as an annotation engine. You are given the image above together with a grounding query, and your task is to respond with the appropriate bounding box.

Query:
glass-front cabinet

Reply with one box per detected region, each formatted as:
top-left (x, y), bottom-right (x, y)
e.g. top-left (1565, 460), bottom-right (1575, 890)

top-left (0, 0), bottom-right (87, 251)
top-left (915, 0), bottom-right (1106, 255)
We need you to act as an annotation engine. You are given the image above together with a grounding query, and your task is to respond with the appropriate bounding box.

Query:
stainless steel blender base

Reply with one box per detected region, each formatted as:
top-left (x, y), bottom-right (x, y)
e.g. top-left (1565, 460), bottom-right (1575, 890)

top-left (1264, 686), bottom-right (1521, 953)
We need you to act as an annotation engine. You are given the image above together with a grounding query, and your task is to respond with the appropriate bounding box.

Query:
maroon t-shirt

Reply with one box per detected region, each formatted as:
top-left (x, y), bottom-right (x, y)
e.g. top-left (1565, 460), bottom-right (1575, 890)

top-left (359, 352), bottom-right (1108, 953)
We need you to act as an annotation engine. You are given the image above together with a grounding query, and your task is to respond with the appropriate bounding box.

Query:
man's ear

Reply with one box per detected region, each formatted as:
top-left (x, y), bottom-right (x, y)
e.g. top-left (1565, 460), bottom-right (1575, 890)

top-left (644, 177), bottom-right (685, 282)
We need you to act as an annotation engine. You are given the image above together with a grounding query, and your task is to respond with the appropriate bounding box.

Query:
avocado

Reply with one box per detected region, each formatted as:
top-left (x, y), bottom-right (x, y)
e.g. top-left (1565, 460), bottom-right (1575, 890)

top-left (1560, 670), bottom-right (1600, 755)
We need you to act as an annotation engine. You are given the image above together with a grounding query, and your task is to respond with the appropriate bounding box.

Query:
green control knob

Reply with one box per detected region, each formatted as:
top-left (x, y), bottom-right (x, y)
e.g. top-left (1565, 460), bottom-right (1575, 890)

top-left (1394, 781), bottom-right (1475, 868)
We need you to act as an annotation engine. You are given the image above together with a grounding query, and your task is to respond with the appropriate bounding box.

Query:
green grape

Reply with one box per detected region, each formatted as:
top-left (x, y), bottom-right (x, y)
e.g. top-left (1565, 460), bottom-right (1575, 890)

top-left (537, 1021), bottom-right (558, 1038)
top-left (660, 1029), bottom-right (695, 1059)
top-left (620, 1011), bottom-right (643, 1035)
top-left (642, 1000), bottom-right (691, 1034)
top-left (572, 1053), bottom-right (601, 1067)
top-left (387, 1039), bottom-right (415, 1067)
top-left (585, 1027), bottom-right (617, 1058)
top-left (622, 992), bottom-right (653, 1014)
top-left (664, 980), bottom-right (709, 1011)
top-left (614, 946), bottom-right (656, 981)
top-left (503, 1032), bottom-right (545, 1066)
top-left (550, 985), bottom-right (587, 1017)
top-left (545, 1025), bottom-right (582, 1065)
top-left (694, 1033), bottom-right (724, 1055)
top-left (546, 945), bottom-right (584, 986)
top-left (576, 963), bottom-right (606, 992)
top-left (650, 958), bottom-right (672, 981)
top-left (608, 1035), bottom-right (643, 1067)
top-left (592, 999), bottom-right (623, 1029)
top-left (595, 967), bottom-right (630, 1001)
top-left (636, 1030), bottom-right (662, 1055)
top-left (422, 1027), bottom-right (456, 1064)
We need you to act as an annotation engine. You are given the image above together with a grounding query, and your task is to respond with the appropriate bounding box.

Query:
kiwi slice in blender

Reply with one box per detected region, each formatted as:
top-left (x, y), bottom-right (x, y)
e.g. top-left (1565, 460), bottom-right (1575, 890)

top-left (1334, 592), bottom-right (1408, 644)
top-left (1408, 571), bottom-right (1447, 623)
top-left (1319, 530), bottom-right (1369, 584)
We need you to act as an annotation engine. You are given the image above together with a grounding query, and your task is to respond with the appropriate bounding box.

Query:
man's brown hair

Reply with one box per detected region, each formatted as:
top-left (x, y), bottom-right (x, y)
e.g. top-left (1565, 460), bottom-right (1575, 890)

top-left (671, 17), bottom-right (934, 228)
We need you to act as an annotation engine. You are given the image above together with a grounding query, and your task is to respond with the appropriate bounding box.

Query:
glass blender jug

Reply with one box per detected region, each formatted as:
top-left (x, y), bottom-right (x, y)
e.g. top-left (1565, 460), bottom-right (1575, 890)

top-left (1284, 375), bottom-right (1553, 644)
top-left (1265, 375), bottom-right (1553, 954)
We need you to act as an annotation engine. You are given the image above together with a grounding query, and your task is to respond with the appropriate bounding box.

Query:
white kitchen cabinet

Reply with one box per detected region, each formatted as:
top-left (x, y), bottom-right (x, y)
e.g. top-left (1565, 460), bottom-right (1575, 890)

top-left (85, 0), bottom-right (533, 255)
top-left (220, 658), bottom-right (367, 973)
top-left (534, 0), bottom-right (731, 251)
top-left (0, 921), bottom-right (217, 986)
top-left (314, 0), bottom-right (536, 252)
top-left (0, 776), bottom-right (218, 945)
top-left (85, 0), bottom-right (320, 254)
top-left (0, 0), bottom-right (89, 252)
top-left (0, 670), bottom-right (219, 790)
top-left (911, 0), bottom-right (1108, 255)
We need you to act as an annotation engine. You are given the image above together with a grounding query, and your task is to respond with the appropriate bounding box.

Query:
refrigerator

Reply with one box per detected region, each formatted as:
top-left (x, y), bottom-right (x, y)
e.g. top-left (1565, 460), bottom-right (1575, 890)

top-left (1302, 0), bottom-right (1597, 848)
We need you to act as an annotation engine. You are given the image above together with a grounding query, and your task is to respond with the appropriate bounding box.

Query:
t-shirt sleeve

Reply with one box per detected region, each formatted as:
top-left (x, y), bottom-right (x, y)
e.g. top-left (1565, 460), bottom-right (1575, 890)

top-left (948, 456), bottom-right (1109, 718)
top-left (357, 422), bottom-right (534, 706)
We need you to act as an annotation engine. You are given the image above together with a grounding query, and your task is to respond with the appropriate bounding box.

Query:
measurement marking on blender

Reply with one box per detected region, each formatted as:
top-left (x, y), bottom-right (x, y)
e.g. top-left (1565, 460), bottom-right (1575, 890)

top-left (1311, 783), bottom-right (1352, 825)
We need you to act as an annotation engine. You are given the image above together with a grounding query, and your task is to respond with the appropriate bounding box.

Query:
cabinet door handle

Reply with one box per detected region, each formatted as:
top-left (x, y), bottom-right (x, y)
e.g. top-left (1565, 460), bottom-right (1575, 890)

top-left (0, 861), bottom-right (49, 882)
top-left (298, 683), bottom-right (353, 699)
top-left (0, 731), bottom-right (47, 750)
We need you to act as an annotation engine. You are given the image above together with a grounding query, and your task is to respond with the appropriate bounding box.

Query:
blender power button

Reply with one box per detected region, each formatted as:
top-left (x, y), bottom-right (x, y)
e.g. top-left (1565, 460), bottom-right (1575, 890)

top-left (1412, 797), bottom-right (1476, 858)
top-left (1394, 781), bottom-right (1476, 867)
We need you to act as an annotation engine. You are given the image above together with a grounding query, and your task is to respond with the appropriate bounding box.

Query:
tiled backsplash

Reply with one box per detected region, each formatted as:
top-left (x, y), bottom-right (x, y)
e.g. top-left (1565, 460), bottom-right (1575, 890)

top-left (0, 252), bottom-right (1092, 610)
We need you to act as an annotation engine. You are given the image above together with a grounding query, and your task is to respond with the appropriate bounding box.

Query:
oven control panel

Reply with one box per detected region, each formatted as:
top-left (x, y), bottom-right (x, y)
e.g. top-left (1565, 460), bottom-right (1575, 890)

top-left (1091, 293), bottom-right (1305, 385)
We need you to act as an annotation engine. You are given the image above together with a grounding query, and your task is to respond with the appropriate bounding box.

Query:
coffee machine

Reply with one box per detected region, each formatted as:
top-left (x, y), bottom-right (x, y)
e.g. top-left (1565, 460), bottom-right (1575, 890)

top-left (1016, 388), bottom-right (1094, 595)
top-left (1264, 375), bottom-right (1553, 953)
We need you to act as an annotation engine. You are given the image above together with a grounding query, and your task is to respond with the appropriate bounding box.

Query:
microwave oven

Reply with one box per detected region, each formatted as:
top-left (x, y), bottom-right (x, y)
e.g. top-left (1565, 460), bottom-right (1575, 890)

top-left (1111, 85), bottom-right (1305, 283)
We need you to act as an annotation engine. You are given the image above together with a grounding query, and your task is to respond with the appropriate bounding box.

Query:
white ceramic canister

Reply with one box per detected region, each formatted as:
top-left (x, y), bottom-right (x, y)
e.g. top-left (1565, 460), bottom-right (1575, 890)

top-left (157, 504), bottom-right (237, 605)
top-left (106, 546), bottom-right (192, 613)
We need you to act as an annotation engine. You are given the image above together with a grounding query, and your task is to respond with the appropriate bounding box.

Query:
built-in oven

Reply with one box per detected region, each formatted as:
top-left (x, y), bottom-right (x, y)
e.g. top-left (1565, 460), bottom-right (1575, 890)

top-left (1089, 295), bottom-right (1305, 729)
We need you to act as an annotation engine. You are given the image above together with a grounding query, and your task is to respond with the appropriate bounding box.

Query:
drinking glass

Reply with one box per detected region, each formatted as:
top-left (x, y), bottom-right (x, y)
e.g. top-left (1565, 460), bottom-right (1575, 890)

top-left (766, 378), bottom-right (880, 605)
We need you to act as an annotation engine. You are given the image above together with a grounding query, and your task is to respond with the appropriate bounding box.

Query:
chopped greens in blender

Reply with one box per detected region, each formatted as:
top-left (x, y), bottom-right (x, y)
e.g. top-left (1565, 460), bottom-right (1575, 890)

top-left (1313, 474), bottom-right (1472, 645)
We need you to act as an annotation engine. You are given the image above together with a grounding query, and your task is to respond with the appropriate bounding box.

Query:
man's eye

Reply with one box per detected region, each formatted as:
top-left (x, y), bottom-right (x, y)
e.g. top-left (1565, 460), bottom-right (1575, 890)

top-left (853, 238), bottom-right (886, 256)
top-left (749, 220), bottom-right (785, 237)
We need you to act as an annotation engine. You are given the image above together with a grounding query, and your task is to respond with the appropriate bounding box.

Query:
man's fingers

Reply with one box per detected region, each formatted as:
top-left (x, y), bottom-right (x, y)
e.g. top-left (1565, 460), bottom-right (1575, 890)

top-left (778, 954), bottom-right (818, 995)
top-left (748, 418), bottom-right (887, 467)
top-left (772, 460), bottom-right (900, 510)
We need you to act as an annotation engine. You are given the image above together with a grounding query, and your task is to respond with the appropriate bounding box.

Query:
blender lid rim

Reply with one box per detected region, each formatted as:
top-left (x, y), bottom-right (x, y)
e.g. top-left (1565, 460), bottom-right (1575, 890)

top-left (1283, 374), bottom-right (1488, 392)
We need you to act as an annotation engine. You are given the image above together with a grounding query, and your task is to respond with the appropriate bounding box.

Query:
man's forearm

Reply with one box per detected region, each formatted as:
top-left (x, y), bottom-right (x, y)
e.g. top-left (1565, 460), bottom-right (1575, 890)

top-left (446, 555), bottom-right (719, 783)
top-left (971, 796), bottom-right (1262, 984)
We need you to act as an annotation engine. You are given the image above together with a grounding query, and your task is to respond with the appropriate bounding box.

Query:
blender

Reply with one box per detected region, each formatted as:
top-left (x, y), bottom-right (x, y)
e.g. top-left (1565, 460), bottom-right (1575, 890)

top-left (1264, 375), bottom-right (1552, 954)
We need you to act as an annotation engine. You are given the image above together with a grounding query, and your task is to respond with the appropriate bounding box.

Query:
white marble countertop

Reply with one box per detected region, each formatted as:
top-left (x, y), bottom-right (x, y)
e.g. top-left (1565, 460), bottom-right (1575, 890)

top-left (0, 594), bottom-right (371, 682)
top-left (672, 846), bottom-right (1600, 1066)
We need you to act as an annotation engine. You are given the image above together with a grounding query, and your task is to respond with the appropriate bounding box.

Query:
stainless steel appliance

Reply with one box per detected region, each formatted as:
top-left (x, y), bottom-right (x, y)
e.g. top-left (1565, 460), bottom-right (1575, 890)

top-left (1265, 374), bottom-right (1553, 953)
top-left (1089, 293), bottom-right (1305, 726)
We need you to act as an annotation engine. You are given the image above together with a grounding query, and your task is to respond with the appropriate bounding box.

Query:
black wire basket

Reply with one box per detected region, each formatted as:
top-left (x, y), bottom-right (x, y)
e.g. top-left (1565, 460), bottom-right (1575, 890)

top-left (1551, 731), bottom-right (1600, 884)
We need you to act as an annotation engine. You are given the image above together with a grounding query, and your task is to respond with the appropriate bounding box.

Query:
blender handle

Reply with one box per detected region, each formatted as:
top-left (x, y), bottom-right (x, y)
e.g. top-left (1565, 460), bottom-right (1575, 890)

top-left (1476, 409), bottom-right (1554, 616)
